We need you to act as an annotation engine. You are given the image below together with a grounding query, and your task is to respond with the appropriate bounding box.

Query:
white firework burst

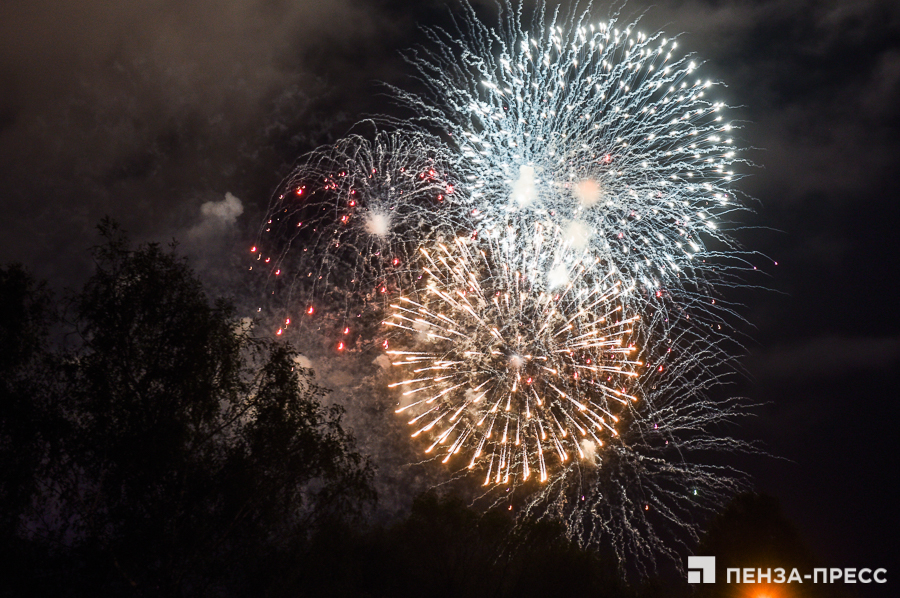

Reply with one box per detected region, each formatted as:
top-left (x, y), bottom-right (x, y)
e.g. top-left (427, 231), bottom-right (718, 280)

top-left (391, 1), bottom-right (754, 318)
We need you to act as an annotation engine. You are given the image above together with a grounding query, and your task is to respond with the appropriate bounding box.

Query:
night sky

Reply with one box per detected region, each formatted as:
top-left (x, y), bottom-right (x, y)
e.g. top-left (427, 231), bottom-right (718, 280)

top-left (2, 0), bottom-right (898, 585)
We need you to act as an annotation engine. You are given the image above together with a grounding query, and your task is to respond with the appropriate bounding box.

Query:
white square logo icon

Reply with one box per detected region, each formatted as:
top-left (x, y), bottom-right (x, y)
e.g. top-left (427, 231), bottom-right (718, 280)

top-left (688, 556), bottom-right (716, 583)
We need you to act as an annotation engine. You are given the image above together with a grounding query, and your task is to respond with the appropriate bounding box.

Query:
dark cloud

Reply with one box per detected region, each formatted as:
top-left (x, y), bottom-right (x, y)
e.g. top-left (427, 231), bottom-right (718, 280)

top-left (639, 0), bottom-right (900, 200)
top-left (0, 0), bottom-right (418, 286)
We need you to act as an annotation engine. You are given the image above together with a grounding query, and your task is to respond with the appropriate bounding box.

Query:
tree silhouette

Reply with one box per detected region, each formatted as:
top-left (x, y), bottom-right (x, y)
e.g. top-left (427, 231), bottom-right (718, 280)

top-left (296, 491), bottom-right (631, 598)
top-left (0, 263), bottom-right (64, 583)
top-left (1, 221), bottom-right (374, 596)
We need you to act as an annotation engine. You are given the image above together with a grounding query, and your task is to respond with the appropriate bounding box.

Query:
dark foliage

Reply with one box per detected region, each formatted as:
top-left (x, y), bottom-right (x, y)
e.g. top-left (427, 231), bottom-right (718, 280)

top-left (0, 263), bottom-right (63, 573)
top-left (1, 221), bottom-right (374, 596)
top-left (298, 492), bottom-right (632, 598)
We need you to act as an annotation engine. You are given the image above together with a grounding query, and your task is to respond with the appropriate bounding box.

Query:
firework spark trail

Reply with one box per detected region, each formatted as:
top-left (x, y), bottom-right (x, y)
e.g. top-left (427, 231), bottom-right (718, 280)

top-left (383, 0), bottom-right (762, 516)
top-left (254, 129), bottom-right (461, 336)
top-left (512, 342), bottom-right (757, 578)
top-left (382, 226), bottom-right (758, 576)
top-left (253, 0), bottom-right (765, 576)
top-left (384, 228), bottom-right (642, 485)
top-left (389, 2), bottom-right (758, 321)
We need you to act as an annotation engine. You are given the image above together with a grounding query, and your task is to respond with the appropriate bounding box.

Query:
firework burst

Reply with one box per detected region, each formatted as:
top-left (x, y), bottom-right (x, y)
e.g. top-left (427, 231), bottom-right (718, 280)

top-left (254, 129), bottom-right (458, 334)
top-left (384, 229), bottom-right (642, 485)
top-left (391, 1), bottom-right (755, 317)
top-left (253, 0), bottom-right (764, 575)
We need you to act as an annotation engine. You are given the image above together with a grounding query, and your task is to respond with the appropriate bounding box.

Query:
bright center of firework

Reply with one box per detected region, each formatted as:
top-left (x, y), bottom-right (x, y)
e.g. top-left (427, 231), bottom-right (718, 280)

top-left (384, 232), bottom-right (641, 485)
top-left (511, 165), bottom-right (537, 206)
top-left (547, 264), bottom-right (569, 288)
top-left (574, 179), bottom-right (603, 208)
top-left (365, 211), bottom-right (391, 237)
